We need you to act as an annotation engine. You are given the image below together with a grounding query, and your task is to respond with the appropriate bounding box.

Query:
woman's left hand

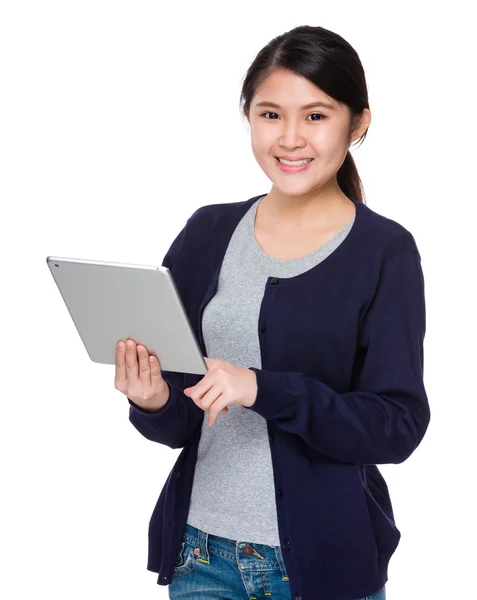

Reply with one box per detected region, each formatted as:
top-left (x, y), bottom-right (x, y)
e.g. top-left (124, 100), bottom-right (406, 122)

top-left (183, 357), bottom-right (257, 427)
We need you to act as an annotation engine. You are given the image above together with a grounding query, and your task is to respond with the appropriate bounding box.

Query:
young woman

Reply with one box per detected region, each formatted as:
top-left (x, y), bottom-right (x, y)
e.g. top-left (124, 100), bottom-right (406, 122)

top-left (117, 25), bottom-right (430, 600)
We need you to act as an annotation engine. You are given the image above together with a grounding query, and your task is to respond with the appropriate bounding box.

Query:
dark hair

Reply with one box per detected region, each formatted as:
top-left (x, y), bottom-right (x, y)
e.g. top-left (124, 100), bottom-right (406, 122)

top-left (239, 25), bottom-right (370, 204)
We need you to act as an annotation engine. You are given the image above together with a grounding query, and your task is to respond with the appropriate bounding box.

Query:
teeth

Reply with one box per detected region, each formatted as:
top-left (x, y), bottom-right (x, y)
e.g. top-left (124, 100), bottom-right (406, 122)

top-left (278, 158), bottom-right (313, 166)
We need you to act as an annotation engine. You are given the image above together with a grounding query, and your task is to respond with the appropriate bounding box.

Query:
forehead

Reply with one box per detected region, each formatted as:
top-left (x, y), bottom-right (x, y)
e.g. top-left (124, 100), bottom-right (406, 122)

top-left (252, 69), bottom-right (340, 111)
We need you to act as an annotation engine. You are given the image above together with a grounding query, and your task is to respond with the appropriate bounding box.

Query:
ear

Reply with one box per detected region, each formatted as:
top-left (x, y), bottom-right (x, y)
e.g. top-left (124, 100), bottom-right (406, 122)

top-left (350, 108), bottom-right (371, 144)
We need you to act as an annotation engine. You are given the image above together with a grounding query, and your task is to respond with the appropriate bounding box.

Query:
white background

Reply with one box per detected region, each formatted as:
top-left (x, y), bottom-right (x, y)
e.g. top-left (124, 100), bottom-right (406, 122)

top-left (1, 1), bottom-right (475, 598)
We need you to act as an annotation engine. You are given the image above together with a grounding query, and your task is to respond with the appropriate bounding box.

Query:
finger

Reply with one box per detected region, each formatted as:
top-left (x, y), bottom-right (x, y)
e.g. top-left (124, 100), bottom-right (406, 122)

top-left (207, 394), bottom-right (226, 427)
top-left (186, 383), bottom-right (228, 417)
top-left (192, 382), bottom-right (215, 411)
top-left (125, 339), bottom-right (139, 381)
top-left (208, 411), bottom-right (223, 426)
top-left (149, 355), bottom-right (164, 388)
top-left (115, 341), bottom-right (126, 382)
top-left (186, 379), bottom-right (226, 402)
top-left (137, 345), bottom-right (151, 387)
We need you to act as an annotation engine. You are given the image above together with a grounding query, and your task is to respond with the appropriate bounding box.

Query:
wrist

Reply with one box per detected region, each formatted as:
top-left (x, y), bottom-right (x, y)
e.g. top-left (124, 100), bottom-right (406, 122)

top-left (134, 383), bottom-right (170, 413)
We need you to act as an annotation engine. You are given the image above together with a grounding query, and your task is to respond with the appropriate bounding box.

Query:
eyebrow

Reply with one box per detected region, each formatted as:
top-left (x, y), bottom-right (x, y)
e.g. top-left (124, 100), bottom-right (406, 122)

top-left (254, 101), bottom-right (336, 111)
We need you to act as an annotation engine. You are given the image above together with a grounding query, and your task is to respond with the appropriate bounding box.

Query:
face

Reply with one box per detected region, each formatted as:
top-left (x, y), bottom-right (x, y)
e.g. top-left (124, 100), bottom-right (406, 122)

top-left (247, 68), bottom-right (370, 201)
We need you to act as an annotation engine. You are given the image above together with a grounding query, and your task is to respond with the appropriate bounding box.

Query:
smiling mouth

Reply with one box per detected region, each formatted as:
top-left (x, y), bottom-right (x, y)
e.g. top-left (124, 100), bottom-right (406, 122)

top-left (275, 157), bottom-right (314, 165)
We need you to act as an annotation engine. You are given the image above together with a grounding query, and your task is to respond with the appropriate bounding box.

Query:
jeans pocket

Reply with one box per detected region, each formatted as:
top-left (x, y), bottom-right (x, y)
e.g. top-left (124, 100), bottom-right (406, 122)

top-left (173, 541), bottom-right (197, 577)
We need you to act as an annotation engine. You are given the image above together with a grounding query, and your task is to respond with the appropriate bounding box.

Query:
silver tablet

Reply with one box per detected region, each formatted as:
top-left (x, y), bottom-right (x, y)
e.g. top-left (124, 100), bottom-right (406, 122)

top-left (46, 256), bottom-right (207, 375)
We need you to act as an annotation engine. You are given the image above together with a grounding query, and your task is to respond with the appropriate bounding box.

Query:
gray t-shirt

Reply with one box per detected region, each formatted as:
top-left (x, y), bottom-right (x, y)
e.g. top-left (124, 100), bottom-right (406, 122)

top-left (186, 195), bottom-right (355, 546)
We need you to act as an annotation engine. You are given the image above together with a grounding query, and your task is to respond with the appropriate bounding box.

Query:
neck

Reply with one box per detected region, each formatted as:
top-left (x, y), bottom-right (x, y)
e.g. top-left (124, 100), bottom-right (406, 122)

top-left (259, 185), bottom-right (353, 230)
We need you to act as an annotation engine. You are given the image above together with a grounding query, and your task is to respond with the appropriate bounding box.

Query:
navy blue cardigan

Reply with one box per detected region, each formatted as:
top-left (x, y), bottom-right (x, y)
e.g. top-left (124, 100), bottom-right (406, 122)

top-left (128, 194), bottom-right (430, 600)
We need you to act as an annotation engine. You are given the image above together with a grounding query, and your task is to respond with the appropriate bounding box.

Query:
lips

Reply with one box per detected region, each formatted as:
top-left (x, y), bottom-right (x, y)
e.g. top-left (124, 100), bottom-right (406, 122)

top-left (275, 157), bottom-right (314, 164)
top-left (275, 156), bottom-right (313, 161)
top-left (275, 157), bottom-right (314, 172)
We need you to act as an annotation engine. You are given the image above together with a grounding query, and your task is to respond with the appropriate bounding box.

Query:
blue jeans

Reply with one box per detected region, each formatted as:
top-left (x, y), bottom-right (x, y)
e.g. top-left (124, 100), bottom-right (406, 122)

top-left (169, 523), bottom-right (386, 600)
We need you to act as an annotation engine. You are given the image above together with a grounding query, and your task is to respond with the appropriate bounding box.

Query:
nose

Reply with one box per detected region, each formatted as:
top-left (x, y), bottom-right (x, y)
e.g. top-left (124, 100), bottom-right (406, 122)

top-left (278, 120), bottom-right (306, 150)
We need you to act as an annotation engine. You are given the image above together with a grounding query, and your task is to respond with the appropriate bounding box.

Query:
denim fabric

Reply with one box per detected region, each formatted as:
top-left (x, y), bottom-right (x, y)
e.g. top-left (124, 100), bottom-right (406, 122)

top-left (169, 523), bottom-right (386, 600)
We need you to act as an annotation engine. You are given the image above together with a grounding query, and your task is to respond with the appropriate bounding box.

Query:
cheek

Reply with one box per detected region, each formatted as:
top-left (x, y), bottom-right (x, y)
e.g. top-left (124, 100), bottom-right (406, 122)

top-left (251, 123), bottom-right (275, 149)
top-left (251, 140), bottom-right (272, 167)
top-left (317, 134), bottom-right (348, 163)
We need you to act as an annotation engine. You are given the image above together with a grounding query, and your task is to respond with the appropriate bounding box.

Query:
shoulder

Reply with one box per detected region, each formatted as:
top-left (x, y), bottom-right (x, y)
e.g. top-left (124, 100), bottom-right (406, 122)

top-left (360, 201), bottom-right (422, 260)
top-left (183, 195), bottom-right (261, 234)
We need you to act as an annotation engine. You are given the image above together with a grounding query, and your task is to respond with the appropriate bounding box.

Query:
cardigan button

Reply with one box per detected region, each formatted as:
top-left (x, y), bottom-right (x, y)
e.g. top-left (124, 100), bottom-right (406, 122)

top-left (271, 277), bottom-right (279, 284)
top-left (283, 541), bottom-right (291, 550)
top-left (294, 595), bottom-right (303, 600)
top-left (278, 488), bottom-right (283, 496)
top-left (260, 324), bottom-right (267, 332)
top-left (269, 433), bottom-right (275, 442)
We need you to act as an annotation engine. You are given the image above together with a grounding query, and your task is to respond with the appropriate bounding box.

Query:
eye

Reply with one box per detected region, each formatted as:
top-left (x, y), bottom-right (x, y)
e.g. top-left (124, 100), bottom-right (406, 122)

top-left (260, 112), bottom-right (326, 121)
top-left (307, 113), bottom-right (326, 121)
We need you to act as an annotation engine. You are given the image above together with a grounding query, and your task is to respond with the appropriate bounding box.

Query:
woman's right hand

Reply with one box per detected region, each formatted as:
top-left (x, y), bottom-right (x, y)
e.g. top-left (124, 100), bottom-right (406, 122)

top-left (115, 339), bottom-right (169, 412)
top-left (114, 338), bottom-right (228, 416)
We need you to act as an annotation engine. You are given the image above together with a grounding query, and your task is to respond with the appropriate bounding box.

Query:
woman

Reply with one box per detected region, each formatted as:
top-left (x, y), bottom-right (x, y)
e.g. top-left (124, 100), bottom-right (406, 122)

top-left (117, 25), bottom-right (430, 600)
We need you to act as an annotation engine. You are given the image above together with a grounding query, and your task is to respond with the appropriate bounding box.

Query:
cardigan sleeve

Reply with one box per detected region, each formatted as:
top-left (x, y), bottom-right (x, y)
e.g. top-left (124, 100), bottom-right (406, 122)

top-left (127, 222), bottom-right (204, 450)
top-left (246, 248), bottom-right (430, 465)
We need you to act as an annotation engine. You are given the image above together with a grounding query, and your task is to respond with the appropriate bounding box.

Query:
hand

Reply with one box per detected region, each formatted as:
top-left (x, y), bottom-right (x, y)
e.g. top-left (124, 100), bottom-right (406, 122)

top-left (183, 357), bottom-right (257, 427)
top-left (114, 339), bottom-right (169, 411)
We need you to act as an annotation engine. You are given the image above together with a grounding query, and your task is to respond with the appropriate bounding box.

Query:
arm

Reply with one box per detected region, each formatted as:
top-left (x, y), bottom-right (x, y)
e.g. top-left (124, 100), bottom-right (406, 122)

top-left (127, 223), bottom-right (204, 450)
top-left (246, 248), bottom-right (430, 465)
